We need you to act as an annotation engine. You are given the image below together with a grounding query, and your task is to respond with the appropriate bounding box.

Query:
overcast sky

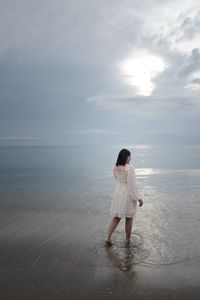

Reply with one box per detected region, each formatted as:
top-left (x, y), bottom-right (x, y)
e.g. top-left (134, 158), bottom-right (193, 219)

top-left (0, 0), bottom-right (200, 145)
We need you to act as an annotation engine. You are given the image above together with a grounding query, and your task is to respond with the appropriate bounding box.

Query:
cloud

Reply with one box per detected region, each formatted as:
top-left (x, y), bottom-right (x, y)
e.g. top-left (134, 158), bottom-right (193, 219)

top-left (86, 95), bottom-right (134, 111)
top-left (67, 129), bottom-right (118, 135)
top-left (86, 93), bottom-right (199, 117)
top-left (0, 136), bottom-right (44, 140)
top-left (0, 0), bottom-right (200, 145)
top-left (191, 77), bottom-right (200, 84)
top-left (178, 10), bottom-right (200, 41)
top-left (178, 48), bottom-right (200, 77)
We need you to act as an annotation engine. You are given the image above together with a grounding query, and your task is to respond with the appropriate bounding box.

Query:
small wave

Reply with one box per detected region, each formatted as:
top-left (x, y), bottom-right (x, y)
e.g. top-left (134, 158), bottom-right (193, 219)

top-left (139, 255), bottom-right (200, 269)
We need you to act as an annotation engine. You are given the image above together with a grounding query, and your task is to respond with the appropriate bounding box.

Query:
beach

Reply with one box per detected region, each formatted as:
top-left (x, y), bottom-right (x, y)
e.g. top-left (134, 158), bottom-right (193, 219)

top-left (1, 211), bottom-right (200, 299)
top-left (0, 144), bottom-right (200, 299)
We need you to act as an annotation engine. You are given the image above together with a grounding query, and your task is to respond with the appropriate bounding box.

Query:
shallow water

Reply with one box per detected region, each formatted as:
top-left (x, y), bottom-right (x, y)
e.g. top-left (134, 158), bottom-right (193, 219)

top-left (0, 144), bottom-right (200, 298)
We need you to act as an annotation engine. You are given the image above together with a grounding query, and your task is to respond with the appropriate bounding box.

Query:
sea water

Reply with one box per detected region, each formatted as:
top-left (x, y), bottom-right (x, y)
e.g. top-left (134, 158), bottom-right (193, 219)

top-left (0, 144), bottom-right (200, 284)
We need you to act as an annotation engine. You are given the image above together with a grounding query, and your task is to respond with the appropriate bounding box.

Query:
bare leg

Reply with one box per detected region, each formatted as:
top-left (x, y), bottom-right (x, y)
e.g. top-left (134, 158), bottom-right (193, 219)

top-left (106, 216), bottom-right (121, 241)
top-left (125, 217), bottom-right (133, 242)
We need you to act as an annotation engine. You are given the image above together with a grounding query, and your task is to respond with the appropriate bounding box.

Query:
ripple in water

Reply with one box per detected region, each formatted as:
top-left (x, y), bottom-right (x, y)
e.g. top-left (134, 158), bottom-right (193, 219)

top-left (103, 232), bottom-right (150, 272)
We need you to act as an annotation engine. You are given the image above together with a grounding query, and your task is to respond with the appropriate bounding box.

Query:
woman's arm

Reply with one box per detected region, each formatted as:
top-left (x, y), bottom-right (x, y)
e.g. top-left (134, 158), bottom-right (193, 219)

top-left (127, 166), bottom-right (142, 201)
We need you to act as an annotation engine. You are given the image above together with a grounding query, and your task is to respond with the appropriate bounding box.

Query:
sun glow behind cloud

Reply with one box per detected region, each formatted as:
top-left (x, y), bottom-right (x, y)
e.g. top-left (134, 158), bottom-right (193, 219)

top-left (118, 51), bottom-right (167, 96)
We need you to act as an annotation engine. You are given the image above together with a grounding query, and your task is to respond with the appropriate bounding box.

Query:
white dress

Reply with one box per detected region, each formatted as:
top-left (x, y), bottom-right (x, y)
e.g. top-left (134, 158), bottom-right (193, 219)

top-left (110, 164), bottom-right (142, 218)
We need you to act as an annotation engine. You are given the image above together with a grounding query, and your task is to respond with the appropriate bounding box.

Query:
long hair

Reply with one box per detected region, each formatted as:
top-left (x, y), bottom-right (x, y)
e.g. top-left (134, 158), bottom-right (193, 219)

top-left (115, 148), bottom-right (131, 166)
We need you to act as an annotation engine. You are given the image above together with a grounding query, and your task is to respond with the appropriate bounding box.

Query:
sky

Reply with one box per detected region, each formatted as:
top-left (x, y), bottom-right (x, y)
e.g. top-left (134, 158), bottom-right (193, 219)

top-left (0, 0), bottom-right (200, 145)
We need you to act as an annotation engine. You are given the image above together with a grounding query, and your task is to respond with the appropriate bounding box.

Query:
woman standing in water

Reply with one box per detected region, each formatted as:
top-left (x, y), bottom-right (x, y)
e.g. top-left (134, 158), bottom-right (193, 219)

top-left (105, 148), bottom-right (143, 246)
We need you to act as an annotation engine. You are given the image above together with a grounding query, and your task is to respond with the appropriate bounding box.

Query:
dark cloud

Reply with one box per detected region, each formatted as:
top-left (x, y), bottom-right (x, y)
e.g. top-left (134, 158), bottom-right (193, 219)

top-left (178, 10), bottom-right (200, 41)
top-left (178, 48), bottom-right (200, 77)
top-left (191, 77), bottom-right (200, 84)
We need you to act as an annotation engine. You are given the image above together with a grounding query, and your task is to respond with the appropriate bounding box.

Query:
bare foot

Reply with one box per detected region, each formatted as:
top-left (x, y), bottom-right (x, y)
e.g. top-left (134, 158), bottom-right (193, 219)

top-left (105, 239), bottom-right (113, 246)
top-left (125, 239), bottom-right (131, 246)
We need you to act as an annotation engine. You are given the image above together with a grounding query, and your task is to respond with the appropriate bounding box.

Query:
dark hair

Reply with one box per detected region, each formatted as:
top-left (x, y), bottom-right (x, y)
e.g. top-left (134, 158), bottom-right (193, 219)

top-left (115, 148), bottom-right (131, 166)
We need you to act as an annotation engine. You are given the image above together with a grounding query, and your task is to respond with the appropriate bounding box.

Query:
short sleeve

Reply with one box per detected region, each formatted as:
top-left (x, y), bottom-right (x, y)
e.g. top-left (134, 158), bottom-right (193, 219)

top-left (127, 166), bottom-right (141, 201)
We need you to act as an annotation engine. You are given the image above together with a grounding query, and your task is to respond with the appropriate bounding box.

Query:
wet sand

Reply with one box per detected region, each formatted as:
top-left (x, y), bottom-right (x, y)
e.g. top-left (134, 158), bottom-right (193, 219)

top-left (1, 144), bottom-right (200, 299)
top-left (1, 212), bottom-right (200, 300)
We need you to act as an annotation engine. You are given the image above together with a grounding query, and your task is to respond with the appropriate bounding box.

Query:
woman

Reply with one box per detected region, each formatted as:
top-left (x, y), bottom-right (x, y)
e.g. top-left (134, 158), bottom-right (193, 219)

top-left (105, 148), bottom-right (143, 246)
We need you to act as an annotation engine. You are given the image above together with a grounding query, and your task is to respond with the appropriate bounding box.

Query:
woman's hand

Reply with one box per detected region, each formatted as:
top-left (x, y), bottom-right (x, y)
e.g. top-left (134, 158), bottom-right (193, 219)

top-left (138, 199), bottom-right (143, 207)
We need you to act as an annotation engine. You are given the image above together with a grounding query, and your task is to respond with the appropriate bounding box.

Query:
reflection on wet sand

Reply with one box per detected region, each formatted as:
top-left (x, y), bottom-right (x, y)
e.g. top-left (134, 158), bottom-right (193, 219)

top-left (104, 233), bottom-right (150, 275)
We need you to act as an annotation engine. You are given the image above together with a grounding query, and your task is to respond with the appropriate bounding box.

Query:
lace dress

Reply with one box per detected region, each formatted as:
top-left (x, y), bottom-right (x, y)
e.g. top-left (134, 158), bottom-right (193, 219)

top-left (110, 164), bottom-right (142, 218)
